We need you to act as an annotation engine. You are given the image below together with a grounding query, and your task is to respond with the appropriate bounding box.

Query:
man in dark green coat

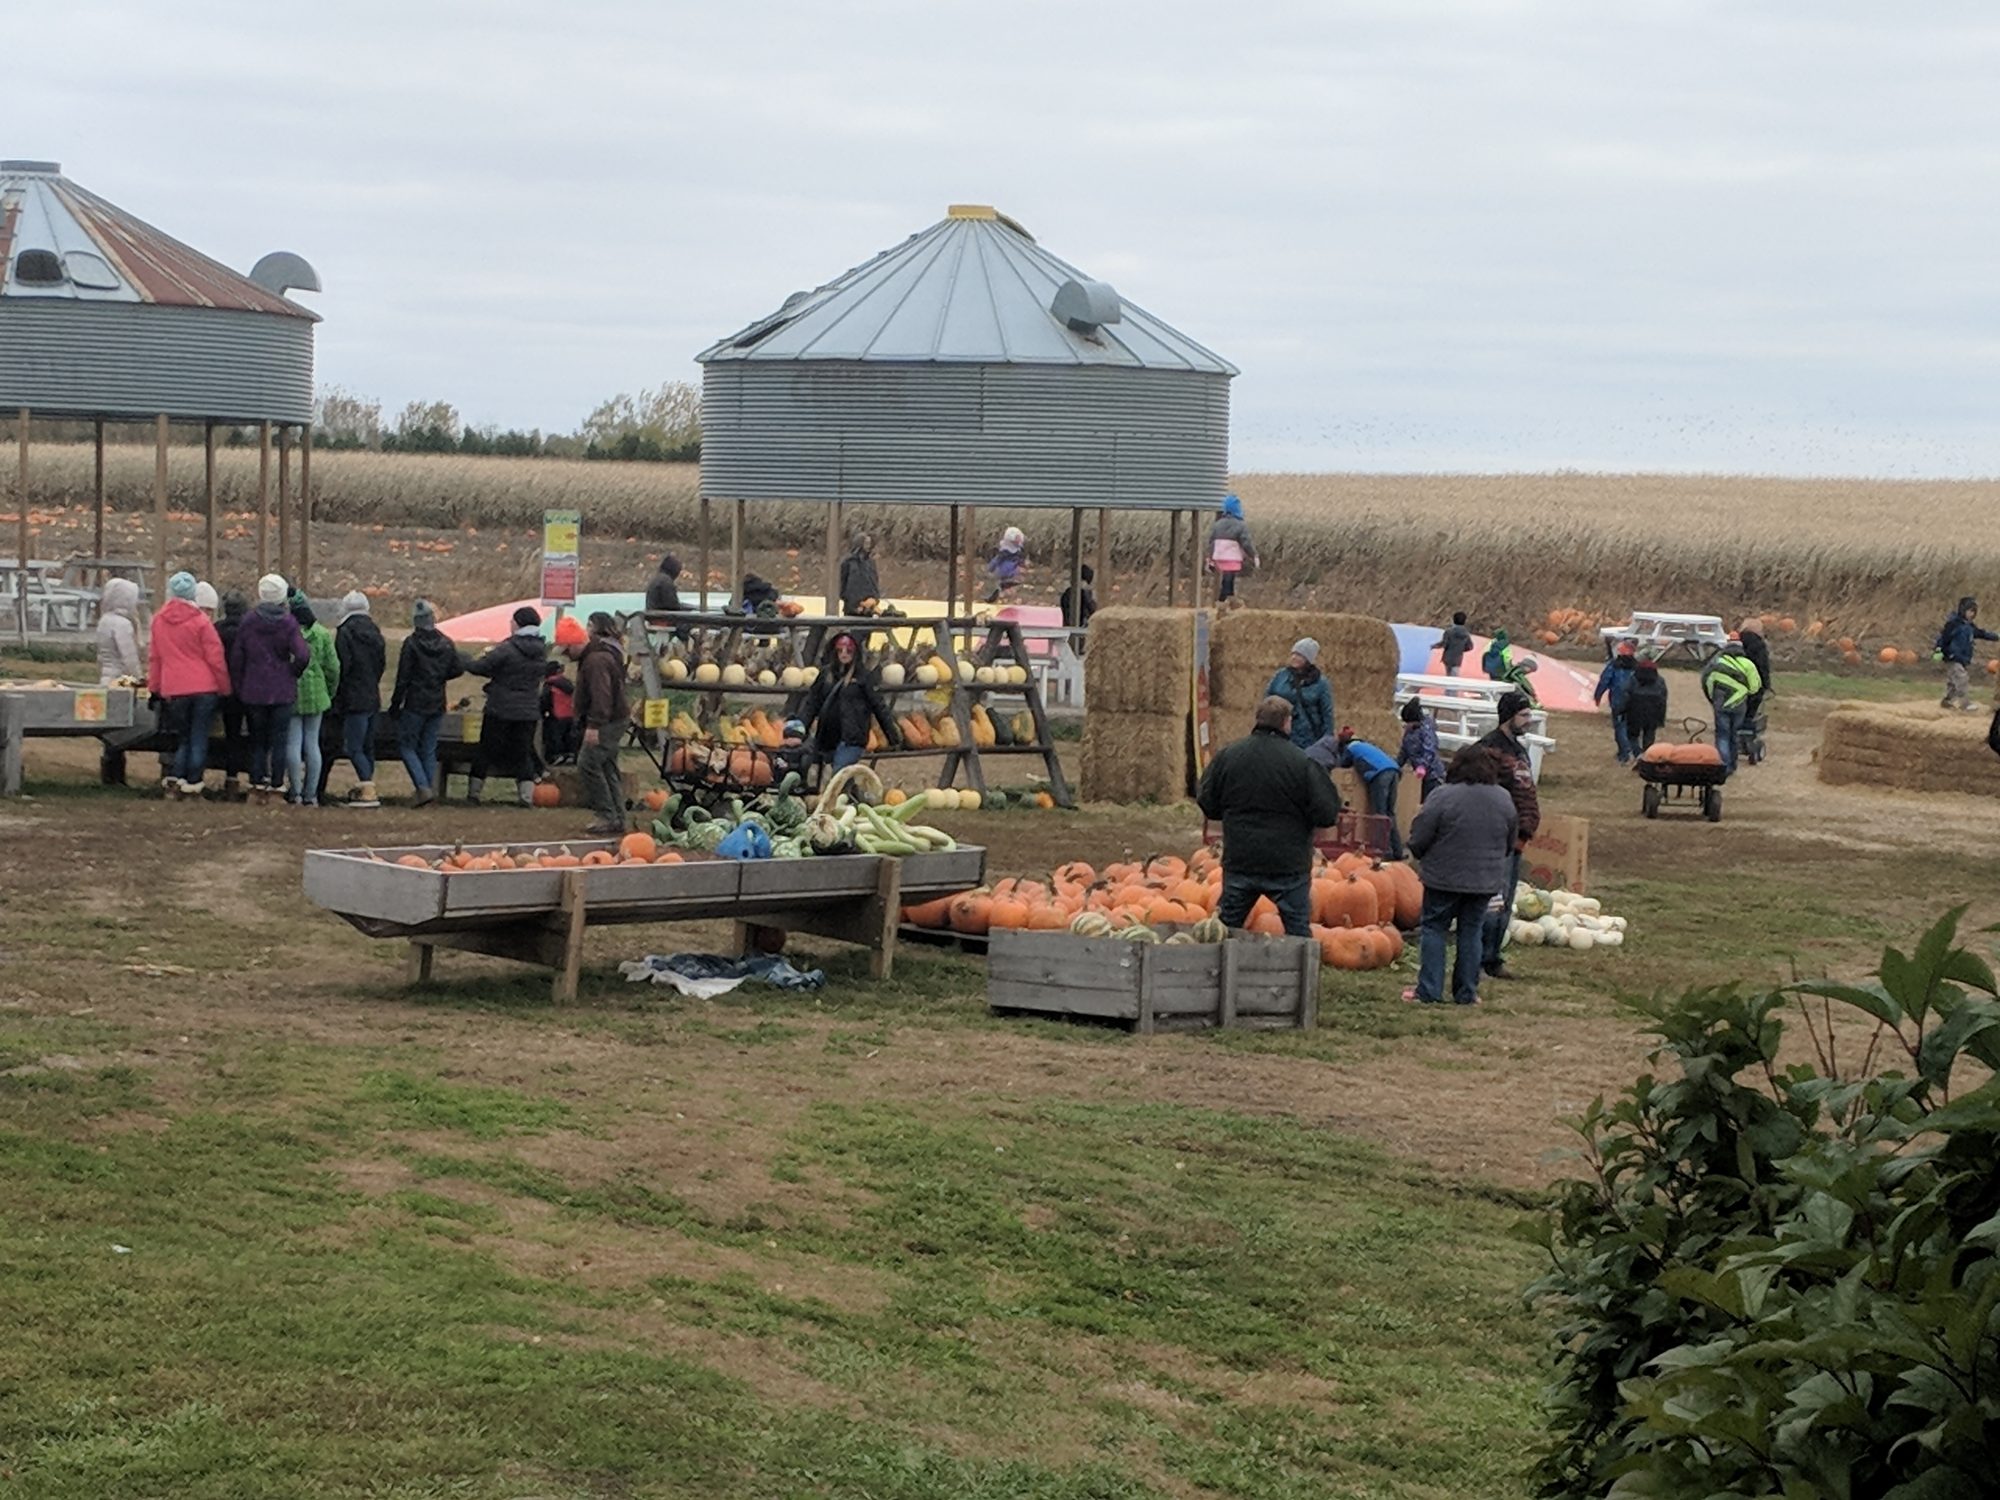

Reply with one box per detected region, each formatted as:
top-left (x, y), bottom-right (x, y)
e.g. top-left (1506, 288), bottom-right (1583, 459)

top-left (1196, 696), bottom-right (1343, 936)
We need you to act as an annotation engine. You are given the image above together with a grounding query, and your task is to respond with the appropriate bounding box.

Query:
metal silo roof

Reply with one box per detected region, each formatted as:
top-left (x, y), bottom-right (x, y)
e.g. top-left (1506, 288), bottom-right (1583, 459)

top-left (698, 205), bottom-right (1236, 376)
top-left (0, 160), bottom-right (318, 320)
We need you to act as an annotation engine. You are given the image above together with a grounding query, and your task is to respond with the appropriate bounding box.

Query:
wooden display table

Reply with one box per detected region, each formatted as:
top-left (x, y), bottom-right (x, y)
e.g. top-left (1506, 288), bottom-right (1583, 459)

top-left (0, 683), bottom-right (135, 795)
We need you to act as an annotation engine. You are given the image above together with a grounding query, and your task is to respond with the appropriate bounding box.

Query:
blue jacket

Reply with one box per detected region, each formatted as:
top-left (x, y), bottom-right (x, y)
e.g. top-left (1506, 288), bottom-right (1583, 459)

top-left (1267, 665), bottom-right (1334, 748)
top-left (1340, 738), bottom-right (1398, 782)
top-left (1936, 614), bottom-right (1997, 665)
top-left (1594, 657), bottom-right (1636, 712)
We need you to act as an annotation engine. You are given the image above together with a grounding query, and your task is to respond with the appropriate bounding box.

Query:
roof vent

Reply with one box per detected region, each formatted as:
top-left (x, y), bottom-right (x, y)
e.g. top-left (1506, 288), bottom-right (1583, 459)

top-left (0, 160), bottom-right (62, 175)
top-left (1050, 278), bottom-right (1121, 334)
top-left (13, 248), bottom-right (65, 285)
top-left (249, 251), bottom-right (322, 297)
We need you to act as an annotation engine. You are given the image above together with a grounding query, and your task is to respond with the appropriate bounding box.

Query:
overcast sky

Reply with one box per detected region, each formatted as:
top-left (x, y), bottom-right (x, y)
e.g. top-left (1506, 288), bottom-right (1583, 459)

top-left (17, 2), bottom-right (2000, 474)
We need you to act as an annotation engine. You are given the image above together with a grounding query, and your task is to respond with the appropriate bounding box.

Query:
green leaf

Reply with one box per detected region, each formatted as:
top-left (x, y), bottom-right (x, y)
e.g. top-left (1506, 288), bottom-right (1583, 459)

top-left (1796, 980), bottom-right (1905, 1030)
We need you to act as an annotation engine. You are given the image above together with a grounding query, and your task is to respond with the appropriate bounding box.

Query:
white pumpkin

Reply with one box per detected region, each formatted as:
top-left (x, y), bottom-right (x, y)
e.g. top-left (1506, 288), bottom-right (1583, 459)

top-left (803, 667), bottom-right (820, 684)
top-left (1007, 665), bottom-right (1030, 686)
top-left (880, 663), bottom-right (907, 688)
top-left (663, 659), bottom-right (690, 683)
top-left (926, 787), bottom-right (960, 811)
top-left (1568, 928), bottom-right (1596, 951)
top-left (693, 662), bottom-right (721, 685)
top-left (914, 665), bottom-right (939, 687)
top-left (958, 789), bottom-right (982, 810)
top-left (721, 663), bottom-right (748, 686)
top-left (780, 666), bottom-right (805, 689)
top-left (974, 666), bottom-right (997, 685)
top-left (756, 669), bottom-right (778, 687)
top-left (955, 660), bottom-right (975, 683)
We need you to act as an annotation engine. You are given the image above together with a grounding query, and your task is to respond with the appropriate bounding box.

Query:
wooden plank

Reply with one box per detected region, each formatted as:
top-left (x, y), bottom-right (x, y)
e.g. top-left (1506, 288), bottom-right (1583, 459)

top-left (963, 504), bottom-right (978, 610)
top-left (1299, 942), bottom-right (1319, 1030)
top-left (202, 422), bottom-right (217, 586)
top-left (153, 414), bottom-right (168, 590)
top-left (0, 694), bottom-right (21, 797)
top-left (946, 504), bottom-right (959, 619)
top-left (986, 980), bottom-right (1135, 1020)
top-left (1167, 510), bottom-right (1180, 604)
top-left (256, 421), bottom-right (271, 577)
top-left (299, 423), bottom-right (313, 591)
top-left (729, 497), bottom-right (745, 606)
top-left (1188, 508), bottom-right (1203, 610)
top-left (405, 941), bottom-right (434, 985)
top-left (92, 419), bottom-right (105, 576)
top-left (1066, 507), bottom-right (1084, 626)
top-left (1095, 508), bottom-right (1109, 594)
top-left (698, 495), bottom-right (711, 609)
top-left (1219, 940), bottom-right (1239, 1027)
top-left (1235, 979), bottom-right (1304, 1016)
top-left (1136, 945), bottom-right (1156, 1035)
top-left (554, 870), bottom-right (586, 1002)
top-left (277, 425), bottom-right (292, 582)
top-left (825, 498), bottom-right (842, 615)
top-left (12, 409), bottom-right (25, 643)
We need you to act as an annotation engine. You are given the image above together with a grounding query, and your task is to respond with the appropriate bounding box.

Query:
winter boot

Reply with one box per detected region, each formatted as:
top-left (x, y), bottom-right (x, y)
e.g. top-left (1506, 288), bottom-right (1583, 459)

top-left (465, 777), bottom-right (484, 806)
top-left (515, 779), bottom-right (538, 807)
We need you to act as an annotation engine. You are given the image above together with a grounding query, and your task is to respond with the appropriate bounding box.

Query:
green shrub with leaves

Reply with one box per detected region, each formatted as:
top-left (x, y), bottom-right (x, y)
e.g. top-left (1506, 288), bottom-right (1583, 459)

top-left (1525, 908), bottom-right (2000, 1498)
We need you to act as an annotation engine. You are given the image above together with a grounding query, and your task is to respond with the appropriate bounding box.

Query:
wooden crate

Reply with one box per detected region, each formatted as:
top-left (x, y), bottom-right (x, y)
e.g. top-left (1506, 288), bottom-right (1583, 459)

top-left (986, 930), bottom-right (1317, 1033)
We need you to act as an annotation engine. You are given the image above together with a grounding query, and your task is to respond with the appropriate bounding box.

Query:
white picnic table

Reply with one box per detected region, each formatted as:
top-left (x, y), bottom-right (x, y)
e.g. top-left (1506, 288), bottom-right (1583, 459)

top-left (1600, 611), bottom-right (1729, 664)
top-left (3, 557), bottom-right (101, 635)
top-left (1396, 673), bottom-right (1556, 780)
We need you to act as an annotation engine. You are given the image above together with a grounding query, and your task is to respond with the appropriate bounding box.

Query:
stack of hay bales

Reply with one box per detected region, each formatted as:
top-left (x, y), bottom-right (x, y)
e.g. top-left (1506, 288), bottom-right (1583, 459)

top-left (1209, 609), bottom-right (1402, 751)
top-left (1081, 607), bottom-right (1194, 802)
top-left (1818, 701), bottom-right (2000, 797)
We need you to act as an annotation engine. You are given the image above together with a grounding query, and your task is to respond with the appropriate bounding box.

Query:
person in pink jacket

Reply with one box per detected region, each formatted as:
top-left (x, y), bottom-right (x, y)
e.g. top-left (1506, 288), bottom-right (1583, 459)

top-left (147, 570), bottom-right (233, 797)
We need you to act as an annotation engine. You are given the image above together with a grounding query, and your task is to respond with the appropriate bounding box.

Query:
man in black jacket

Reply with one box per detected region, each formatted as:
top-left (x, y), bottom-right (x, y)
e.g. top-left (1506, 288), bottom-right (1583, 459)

top-left (464, 606), bottom-right (548, 806)
top-left (1196, 696), bottom-right (1343, 937)
top-left (329, 591), bottom-right (388, 808)
top-left (1739, 616), bottom-right (1773, 724)
top-left (1475, 691), bottom-right (1542, 980)
top-left (645, 554), bottom-right (683, 615)
top-left (569, 612), bottom-right (631, 836)
top-left (838, 536), bottom-right (880, 616)
top-left (389, 599), bottom-right (465, 805)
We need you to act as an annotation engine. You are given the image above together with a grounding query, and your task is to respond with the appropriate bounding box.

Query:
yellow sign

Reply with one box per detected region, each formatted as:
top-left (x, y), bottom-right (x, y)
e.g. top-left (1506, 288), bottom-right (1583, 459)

top-left (72, 688), bottom-right (108, 723)
top-left (542, 509), bottom-right (580, 556)
top-left (642, 698), bottom-right (671, 730)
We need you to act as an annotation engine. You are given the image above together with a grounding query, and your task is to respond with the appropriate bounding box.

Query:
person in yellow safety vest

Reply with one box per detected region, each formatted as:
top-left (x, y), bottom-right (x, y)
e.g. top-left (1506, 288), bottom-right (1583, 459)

top-left (1701, 633), bottom-right (1764, 774)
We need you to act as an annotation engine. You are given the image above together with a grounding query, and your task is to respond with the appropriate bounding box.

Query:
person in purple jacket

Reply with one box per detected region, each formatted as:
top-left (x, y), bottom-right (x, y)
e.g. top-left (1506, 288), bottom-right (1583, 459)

top-left (227, 573), bottom-right (310, 804)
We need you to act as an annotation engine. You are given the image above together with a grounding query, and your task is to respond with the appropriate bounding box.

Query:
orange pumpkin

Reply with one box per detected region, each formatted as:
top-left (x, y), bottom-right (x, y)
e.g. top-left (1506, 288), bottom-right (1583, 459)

top-left (902, 896), bottom-right (955, 928)
top-left (1381, 862), bottom-right (1423, 929)
top-left (1144, 854), bottom-right (1187, 883)
top-left (1026, 904), bottom-right (1068, 930)
top-left (395, 854), bottom-right (429, 869)
top-left (619, 832), bottom-right (658, 862)
top-left (641, 788), bottom-right (671, 812)
top-left (1877, 645), bottom-right (1898, 664)
top-left (653, 850), bottom-right (684, 864)
top-left (948, 892), bottom-right (992, 935)
top-left (988, 898), bottom-right (1031, 930)
top-left (1056, 860), bottom-right (1096, 886)
top-left (531, 782), bottom-right (562, 808)
top-left (545, 851), bottom-right (581, 869)
top-left (1245, 899), bottom-right (1285, 937)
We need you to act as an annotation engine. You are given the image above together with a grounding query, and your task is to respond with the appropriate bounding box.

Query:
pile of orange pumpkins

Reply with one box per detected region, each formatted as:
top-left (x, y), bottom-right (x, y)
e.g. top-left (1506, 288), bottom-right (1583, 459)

top-left (378, 832), bottom-right (684, 873)
top-left (902, 845), bottom-right (1423, 970)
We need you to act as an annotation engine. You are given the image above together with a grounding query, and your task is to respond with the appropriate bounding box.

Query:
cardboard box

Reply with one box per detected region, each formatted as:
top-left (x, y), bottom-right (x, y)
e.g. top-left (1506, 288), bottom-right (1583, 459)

top-left (1523, 813), bottom-right (1590, 894)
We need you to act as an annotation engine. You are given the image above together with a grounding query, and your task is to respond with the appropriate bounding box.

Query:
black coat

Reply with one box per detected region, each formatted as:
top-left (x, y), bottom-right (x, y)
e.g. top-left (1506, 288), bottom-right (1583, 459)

top-left (800, 668), bottom-right (898, 753)
top-left (466, 634), bottom-right (548, 722)
top-left (1474, 726), bottom-right (1541, 848)
top-left (1196, 724), bottom-right (1343, 881)
top-left (214, 607), bottom-right (246, 700)
top-left (1740, 629), bottom-right (1772, 709)
top-left (333, 614), bottom-right (387, 714)
top-left (391, 627), bottom-right (465, 716)
top-left (838, 554), bottom-right (880, 614)
top-left (1625, 673), bottom-right (1669, 733)
top-left (645, 572), bottom-right (682, 613)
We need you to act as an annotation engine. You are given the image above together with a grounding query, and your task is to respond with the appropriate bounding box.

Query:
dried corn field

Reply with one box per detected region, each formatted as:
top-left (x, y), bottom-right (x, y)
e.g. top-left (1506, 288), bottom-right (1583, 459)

top-left (9, 444), bottom-right (1997, 640)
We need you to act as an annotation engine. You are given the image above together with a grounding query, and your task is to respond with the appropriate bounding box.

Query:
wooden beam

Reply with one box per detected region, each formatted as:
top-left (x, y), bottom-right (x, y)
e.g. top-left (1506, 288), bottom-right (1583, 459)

top-left (1188, 508), bottom-right (1204, 610)
top-left (277, 425), bottom-right (292, 583)
top-left (13, 409), bottom-right (26, 641)
top-left (962, 504), bottom-right (978, 611)
top-left (1167, 509), bottom-right (1181, 606)
top-left (728, 497), bottom-right (745, 609)
top-left (1066, 506), bottom-right (1084, 627)
top-left (697, 495), bottom-right (711, 612)
top-left (945, 504), bottom-right (959, 620)
top-left (825, 499), bottom-right (843, 615)
top-left (92, 419), bottom-right (106, 577)
top-left (202, 423), bottom-right (217, 587)
top-left (299, 424), bottom-right (313, 591)
top-left (256, 421), bottom-right (271, 577)
top-left (1095, 507), bottom-right (1109, 595)
top-left (153, 413), bottom-right (169, 590)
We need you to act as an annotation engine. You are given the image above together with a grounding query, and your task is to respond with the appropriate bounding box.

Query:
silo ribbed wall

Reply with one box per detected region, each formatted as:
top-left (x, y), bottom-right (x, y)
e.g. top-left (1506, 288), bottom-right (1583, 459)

top-left (0, 302), bottom-right (314, 423)
top-left (700, 363), bottom-right (1230, 510)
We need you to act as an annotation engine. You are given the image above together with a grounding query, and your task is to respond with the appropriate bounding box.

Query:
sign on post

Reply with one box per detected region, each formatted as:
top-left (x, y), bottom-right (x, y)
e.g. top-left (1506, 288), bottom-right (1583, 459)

top-left (541, 508), bottom-right (580, 608)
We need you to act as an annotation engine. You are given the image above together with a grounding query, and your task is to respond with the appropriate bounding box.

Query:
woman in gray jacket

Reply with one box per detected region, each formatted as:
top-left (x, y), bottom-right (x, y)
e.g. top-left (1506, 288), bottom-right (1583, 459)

top-left (1404, 747), bottom-right (1518, 1005)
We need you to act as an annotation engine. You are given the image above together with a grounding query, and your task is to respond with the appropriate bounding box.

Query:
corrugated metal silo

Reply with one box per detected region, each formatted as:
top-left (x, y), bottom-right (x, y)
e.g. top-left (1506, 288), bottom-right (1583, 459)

top-left (696, 206), bottom-right (1236, 511)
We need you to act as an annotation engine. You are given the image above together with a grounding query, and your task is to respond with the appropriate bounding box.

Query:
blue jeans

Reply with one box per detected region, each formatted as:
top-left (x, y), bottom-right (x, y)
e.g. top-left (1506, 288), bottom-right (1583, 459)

top-left (1713, 703), bottom-right (1746, 773)
top-left (165, 693), bottom-right (218, 784)
top-left (831, 743), bottom-right (865, 771)
top-left (1611, 709), bottom-right (1633, 763)
top-left (1215, 870), bottom-right (1313, 938)
top-left (398, 710), bottom-right (443, 794)
top-left (1416, 888), bottom-right (1489, 1004)
top-left (343, 710), bottom-right (376, 782)
top-left (1481, 850), bottom-right (1522, 974)
top-left (286, 711), bottom-right (325, 803)
top-left (245, 702), bottom-right (291, 789)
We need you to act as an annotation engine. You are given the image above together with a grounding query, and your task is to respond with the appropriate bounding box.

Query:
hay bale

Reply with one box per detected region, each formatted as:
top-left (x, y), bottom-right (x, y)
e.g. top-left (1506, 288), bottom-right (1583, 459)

top-left (1210, 608), bottom-right (1402, 749)
top-left (1818, 701), bottom-right (2000, 797)
top-left (1081, 711), bottom-right (1190, 804)
top-left (1085, 607), bottom-right (1194, 715)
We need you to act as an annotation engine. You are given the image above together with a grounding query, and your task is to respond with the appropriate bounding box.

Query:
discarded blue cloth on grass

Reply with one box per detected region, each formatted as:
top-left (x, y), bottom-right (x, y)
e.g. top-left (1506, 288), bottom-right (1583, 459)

top-left (617, 951), bottom-right (825, 997)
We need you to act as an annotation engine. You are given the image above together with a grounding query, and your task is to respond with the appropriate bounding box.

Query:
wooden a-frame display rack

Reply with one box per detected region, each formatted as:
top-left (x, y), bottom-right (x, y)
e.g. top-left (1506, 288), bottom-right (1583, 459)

top-left (625, 610), bottom-right (1073, 807)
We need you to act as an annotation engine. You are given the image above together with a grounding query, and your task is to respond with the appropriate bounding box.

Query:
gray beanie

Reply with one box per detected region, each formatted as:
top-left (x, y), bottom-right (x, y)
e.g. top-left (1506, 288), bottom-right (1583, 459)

top-left (1291, 638), bottom-right (1320, 665)
top-left (340, 589), bottom-right (371, 620)
top-left (413, 599), bottom-right (437, 628)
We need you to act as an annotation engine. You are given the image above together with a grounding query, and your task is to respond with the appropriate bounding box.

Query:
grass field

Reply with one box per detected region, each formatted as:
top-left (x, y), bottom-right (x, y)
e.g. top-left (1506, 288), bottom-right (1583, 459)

top-left (4, 677), bottom-right (1998, 1496)
top-left (8, 444), bottom-right (1998, 648)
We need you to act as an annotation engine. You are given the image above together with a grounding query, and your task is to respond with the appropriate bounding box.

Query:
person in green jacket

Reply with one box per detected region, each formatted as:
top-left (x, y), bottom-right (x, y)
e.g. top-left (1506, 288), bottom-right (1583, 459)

top-left (285, 593), bottom-right (340, 806)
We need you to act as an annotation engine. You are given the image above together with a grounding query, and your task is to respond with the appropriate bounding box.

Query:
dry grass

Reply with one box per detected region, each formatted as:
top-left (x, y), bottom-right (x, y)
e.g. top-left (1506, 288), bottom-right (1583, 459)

top-left (1083, 607), bottom-right (1194, 715)
top-left (1211, 609), bottom-right (1402, 750)
top-left (1080, 711), bottom-right (1190, 804)
top-left (11, 446), bottom-right (1999, 642)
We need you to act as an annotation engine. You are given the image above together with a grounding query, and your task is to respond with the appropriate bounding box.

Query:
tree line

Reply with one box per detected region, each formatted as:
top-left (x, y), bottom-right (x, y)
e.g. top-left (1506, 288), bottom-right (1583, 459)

top-left (313, 382), bottom-right (701, 462)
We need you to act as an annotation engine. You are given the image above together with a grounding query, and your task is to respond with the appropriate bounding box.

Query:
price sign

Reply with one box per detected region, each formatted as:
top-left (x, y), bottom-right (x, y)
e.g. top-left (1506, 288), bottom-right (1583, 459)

top-left (71, 688), bottom-right (108, 723)
top-left (541, 508), bottom-right (581, 607)
top-left (642, 698), bottom-right (671, 730)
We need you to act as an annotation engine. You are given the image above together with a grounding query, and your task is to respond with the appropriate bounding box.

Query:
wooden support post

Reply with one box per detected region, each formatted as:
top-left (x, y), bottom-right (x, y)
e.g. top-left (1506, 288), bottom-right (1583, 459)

top-left (554, 869), bottom-right (587, 1003)
top-left (1095, 507), bottom-right (1109, 597)
top-left (1188, 508), bottom-right (1204, 610)
top-left (406, 941), bottom-right (435, 985)
top-left (733, 857), bottom-right (905, 981)
top-left (12, 409), bottom-right (26, 642)
top-left (256, 421), bottom-right (271, 577)
top-left (962, 504), bottom-right (978, 614)
top-left (92, 419), bottom-right (106, 578)
top-left (1066, 506), bottom-right (1084, 627)
top-left (825, 499), bottom-right (843, 615)
top-left (202, 422), bottom-right (217, 586)
top-left (153, 414), bottom-right (169, 589)
top-left (277, 425), bottom-right (292, 583)
top-left (1218, 940), bottom-right (1240, 1029)
top-left (1167, 509), bottom-right (1181, 606)
top-left (945, 504), bottom-right (960, 620)
top-left (698, 495), bottom-right (711, 610)
top-left (728, 498), bottom-right (745, 608)
top-left (299, 423), bottom-right (313, 592)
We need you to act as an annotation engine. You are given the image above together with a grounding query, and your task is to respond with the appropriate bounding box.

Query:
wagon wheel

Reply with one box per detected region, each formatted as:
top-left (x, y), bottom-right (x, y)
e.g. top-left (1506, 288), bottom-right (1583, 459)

top-left (1704, 785), bottom-right (1723, 823)
top-left (1641, 782), bottom-right (1661, 819)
